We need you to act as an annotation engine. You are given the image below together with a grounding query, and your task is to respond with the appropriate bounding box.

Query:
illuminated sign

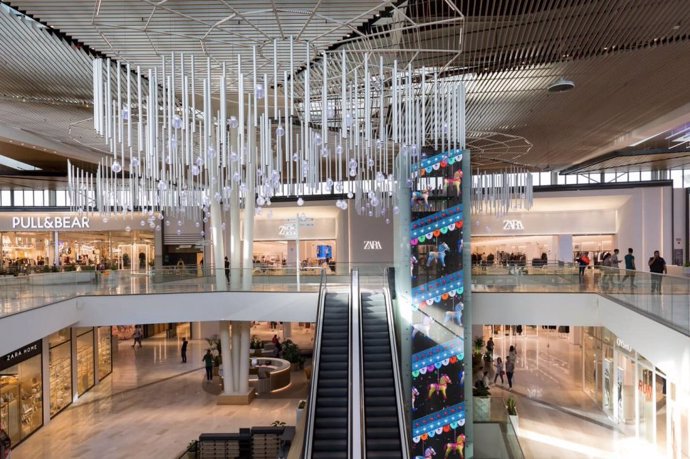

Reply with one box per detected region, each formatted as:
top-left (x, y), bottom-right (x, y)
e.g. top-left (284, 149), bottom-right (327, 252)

top-left (278, 224), bottom-right (297, 238)
top-left (12, 216), bottom-right (90, 230)
top-left (363, 240), bottom-right (383, 250)
top-left (616, 337), bottom-right (632, 352)
top-left (502, 219), bottom-right (524, 231)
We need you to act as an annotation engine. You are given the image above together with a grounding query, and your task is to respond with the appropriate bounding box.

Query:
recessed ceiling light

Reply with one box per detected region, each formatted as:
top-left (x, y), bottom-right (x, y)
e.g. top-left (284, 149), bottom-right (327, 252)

top-left (548, 78), bottom-right (575, 93)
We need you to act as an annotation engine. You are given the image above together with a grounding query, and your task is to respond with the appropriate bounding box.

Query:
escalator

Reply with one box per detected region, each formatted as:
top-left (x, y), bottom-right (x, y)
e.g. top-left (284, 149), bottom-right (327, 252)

top-left (309, 292), bottom-right (351, 458)
top-left (361, 291), bottom-right (406, 458)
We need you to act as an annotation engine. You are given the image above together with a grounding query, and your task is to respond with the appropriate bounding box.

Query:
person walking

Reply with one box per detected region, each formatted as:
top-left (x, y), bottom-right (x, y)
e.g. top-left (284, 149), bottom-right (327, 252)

top-left (494, 357), bottom-right (505, 385)
top-left (132, 326), bottom-right (143, 349)
top-left (505, 356), bottom-right (515, 390)
top-left (486, 337), bottom-right (495, 356)
top-left (203, 349), bottom-right (214, 382)
top-left (576, 252), bottom-right (589, 280)
top-left (601, 253), bottom-right (613, 291)
top-left (180, 337), bottom-right (188, 363)
top-left (648, 250), bottom-right (667, 294)
top-left (224, 256), bottom-right (230, 283)
top-left (620, 248), bottom-right (636, 288)
top-left (611, 249), bottom-right (622, 283)
top-left (508, 345), bottom-right (517, 364)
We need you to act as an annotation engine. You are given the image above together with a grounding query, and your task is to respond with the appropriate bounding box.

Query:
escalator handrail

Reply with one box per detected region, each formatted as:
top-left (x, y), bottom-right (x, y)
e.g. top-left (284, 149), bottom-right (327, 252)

top-left (302, 269), bottom-right (328, 458)
top-left (382, 274), bottom-right (411, 459)
top-left (350, 269), bottom-right (365, 459)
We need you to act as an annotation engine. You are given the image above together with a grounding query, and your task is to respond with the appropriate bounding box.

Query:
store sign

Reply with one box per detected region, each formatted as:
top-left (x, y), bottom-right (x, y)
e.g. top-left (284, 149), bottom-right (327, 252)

top-left (502, 219), bottom-right (524, 231)
top-left (11, 216), bottom-right (90, 230)
top-left (616, 337), bottom-right (632, 352)
top-left (0, 340), bottom-right (42, 371)
top-left (278, 223), bottom-right (297, 238)
top-left (363, 240), bottom-right (383, 250)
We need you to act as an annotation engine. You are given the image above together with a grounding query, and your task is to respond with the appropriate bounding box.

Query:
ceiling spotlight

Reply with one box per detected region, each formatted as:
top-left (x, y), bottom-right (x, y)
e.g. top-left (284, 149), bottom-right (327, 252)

top-left (548, 78), bottom-right (575, 93)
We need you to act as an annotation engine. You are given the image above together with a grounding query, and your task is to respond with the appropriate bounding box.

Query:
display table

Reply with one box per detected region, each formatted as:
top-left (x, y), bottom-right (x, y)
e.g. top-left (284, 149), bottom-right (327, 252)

top-left (248, 358), bottom-right (291, 394)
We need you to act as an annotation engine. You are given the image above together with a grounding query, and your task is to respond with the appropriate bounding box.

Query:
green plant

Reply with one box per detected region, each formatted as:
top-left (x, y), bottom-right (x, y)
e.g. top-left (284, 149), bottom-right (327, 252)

top-left (684, 261), bottom-right (690, 268)
top-left (281, 339), bottom-right (304, 365)
top-left (206, 335), bottom-right (222, 366)
top-left (506, 397), bottom-right (517, 416)
top-left (297, 400), bottom-right (306, 410)
top-left (271, 420), bottom-right (286, 427)
top-left (187, 440), bottom-right (198, 452)
top-left (473, 384), bottom-right (491, 397)
top-left (473, 337), bottom-right (485, 355)
top-left (250, 335), bottom-right (264, 350)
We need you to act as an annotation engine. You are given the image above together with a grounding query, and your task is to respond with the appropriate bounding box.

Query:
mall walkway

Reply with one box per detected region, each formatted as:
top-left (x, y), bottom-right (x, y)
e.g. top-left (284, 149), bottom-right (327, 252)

top-left (12, 330), bottom-right (310, 459)
top-left (488, 329), bottom-right (664, 458)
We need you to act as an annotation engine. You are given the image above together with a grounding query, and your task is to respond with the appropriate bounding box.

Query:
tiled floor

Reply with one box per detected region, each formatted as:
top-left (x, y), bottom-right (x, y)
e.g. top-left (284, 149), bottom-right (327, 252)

top-left (12, 331), bottom-right (309, 459)
top-left (485, 329), bottom-right (665, 458)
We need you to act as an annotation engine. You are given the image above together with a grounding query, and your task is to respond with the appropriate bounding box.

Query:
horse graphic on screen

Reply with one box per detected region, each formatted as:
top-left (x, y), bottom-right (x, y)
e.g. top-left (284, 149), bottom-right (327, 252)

top-left (428, 374), bottom-right (452, 400)
top-left (414, 447), bottom-right (437, 459)
top-left (426, 242), bottom-right (450, 268)
top-left (411, 188), bottom-right (432, 210)
top-left (444, 434), bottom-right (466, 458)
top-left (444, 170), bottom-right (463, 196)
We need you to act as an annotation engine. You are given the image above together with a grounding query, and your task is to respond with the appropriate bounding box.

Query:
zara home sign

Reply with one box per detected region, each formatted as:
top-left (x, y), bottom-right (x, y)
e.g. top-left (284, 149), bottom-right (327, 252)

top-left (12, 215), bottom-right (91, 230)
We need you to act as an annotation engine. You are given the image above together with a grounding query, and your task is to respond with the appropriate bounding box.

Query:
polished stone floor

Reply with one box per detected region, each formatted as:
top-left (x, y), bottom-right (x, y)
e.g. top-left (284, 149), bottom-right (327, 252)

top-left (485, 328), bottom-right (666, 458)
top-left (12, 331), bottom-right (309, 459)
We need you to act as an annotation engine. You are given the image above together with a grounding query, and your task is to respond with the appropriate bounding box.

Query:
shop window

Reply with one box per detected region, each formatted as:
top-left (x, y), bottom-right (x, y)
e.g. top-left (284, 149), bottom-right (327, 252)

top-left (641, 171), bottom-right (652, 181)
top-left (0, 190), bottom-right (10, 206)
top-left (13, 190), bottom-right (23, 206)
top-left (97, 327), bottom-right (112, 381)
top-left (49, 341), bottom-right (72, 417)
top-left (604, 173), bottom-right (616, 183)
top-left (33, 190), bottom-right (44, 206)
top-left (55, 190), bottom-right (66, 206)
top-left (566, 175), bottom-right (576, 184)
top-left (0, 343), bottom-right (43, 446)
top-left (629, 170), bottom-right (640, 182)
top-left (76, 328), bottom-right (95, 396)
top-left (671, 170), bottom-right (683, 188)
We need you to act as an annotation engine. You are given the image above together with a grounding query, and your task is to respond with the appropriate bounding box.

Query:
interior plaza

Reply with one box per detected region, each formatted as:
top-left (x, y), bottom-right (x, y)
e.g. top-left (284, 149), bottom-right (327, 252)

top-left (1, 1), bottom-right (690, 458)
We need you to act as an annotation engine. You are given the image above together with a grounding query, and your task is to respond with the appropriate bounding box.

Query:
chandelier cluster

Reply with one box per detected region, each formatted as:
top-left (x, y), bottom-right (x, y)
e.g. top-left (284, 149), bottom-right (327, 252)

top-left (68, 38), bottom-right (467, 228)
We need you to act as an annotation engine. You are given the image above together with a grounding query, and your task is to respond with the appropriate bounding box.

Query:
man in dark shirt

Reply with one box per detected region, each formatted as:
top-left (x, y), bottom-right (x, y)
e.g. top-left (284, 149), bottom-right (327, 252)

top-left (181, 337), bottom-right (188, 363)
top-left (224, 256), bottom-right (230, 283)
top-left (648, 250), bottom-right (667, 294)
top-left (620, 248), bottom-right (636, 288)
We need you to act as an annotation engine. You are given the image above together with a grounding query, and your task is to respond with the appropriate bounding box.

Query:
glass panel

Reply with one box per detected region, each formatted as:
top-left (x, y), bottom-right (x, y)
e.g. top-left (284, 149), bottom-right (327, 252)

top-left (566, 175), bottom-right (577, 184)
top-left (604, 173), bottom-right (616, 183)
top-left (0, 190), bottom-right (10, 206)
top-left (97, 326), bottom-right (112, 381)
top-left (76, 330), bottom-right (94, 396)
top-left (13, 190), bottom-right (23, 206)
top-left (629, 170), bottom-right (641, 181)
top-left (641, 171), bottom-right (652, 181)
top-left (557, 174), bottom-right (566, 185)
top-left (539, 172), bottom-right (551, 186)
top-left (0, 355), bottom-right (43, 445)
top-left (33, 190), bottom-right (44, 206)
top-left (671, 170), bottom-right (683, 188)
top-left (49, 341), bottom-right (72, 417)
top-left (55, 190), bottom-right (66, 206)
top-left (23, 190), bottom-right (33, 206)
top-left (531, 173), bottom-right (540, 186)
top-left (48, 327), bottom-right (71, 348)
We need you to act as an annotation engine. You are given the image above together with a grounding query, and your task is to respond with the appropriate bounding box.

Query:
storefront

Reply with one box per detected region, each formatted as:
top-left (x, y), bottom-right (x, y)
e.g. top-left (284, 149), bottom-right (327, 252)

top-left (75, 328), bottom-right (95, 396)
top-left (0, 341), bottom-right (43, 446)
top-left (582, 327), bottom-right (686, 456)
top-left (97, 327), bottom-right (112, 381)
top-left (47, 328), bottom-right (72, 418)
top-left (0, 211), bottom-right (156, 273)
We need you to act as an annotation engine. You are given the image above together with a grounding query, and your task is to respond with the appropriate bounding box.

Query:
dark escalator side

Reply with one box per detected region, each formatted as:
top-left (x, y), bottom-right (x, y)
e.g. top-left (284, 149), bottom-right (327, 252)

top-left (311, 292), bottom-right (350, 458)
top-left (361, 291), bottom-right (405, 458)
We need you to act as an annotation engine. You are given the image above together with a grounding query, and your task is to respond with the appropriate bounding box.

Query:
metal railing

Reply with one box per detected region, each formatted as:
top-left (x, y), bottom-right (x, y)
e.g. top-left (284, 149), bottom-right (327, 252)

top-left (350, 268), bottom-right (365, 458)
top-left (382, 273), bottom-right (411, 459)
top-left (301, 269), bottom-right (327, 459)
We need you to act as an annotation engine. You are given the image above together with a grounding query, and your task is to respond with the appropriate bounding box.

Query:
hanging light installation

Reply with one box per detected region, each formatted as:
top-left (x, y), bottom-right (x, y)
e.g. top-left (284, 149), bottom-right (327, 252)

top-left (470, 167), bottom-right (534, 217)
top-left (69, 38), bottom-right (467, 223)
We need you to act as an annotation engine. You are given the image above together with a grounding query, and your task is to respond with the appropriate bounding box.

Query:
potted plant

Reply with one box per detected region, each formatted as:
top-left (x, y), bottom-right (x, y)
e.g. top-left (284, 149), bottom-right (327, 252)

top-left (506, 397), bottom-right (518, 434)
top-left (473, 381), bottom-right (491, 421)
top-left (206, 335), bottom-right (222, 375)
top-left (250, 335), bottom-right (264, 355)
top-left (684, 261), bottom-right (690, 276)
top-left (281, 339), bottom-right (305, 371)
top-left (186, 440), bottom-right (198, 459)
top-left (296, 399), bottom-right (307, 426)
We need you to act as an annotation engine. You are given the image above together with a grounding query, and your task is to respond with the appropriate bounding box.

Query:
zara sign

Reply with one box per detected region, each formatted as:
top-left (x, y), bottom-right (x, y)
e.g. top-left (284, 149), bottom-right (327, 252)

top-left (363, 240), bottom-right (383, 250)
top-left (502, 219), bottom-right (525, 231)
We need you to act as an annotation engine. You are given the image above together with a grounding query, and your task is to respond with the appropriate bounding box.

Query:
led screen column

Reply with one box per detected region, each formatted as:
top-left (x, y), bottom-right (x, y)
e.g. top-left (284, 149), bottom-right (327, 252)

top-left (410, 149), bottom-right (466, 457)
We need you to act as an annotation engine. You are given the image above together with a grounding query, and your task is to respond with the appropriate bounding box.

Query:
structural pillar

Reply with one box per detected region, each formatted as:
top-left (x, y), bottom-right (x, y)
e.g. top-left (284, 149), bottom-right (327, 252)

top-left (154, 219), bottom-right (164, 270)
top-left (242, 124), bottom-right (256, 290)
top-left (217, 321), bottom-right (255, 405)
top-left (210, 199), bottom-right (227, 290)
top-left (462, 149), bottom-right (474, 458)
top-left (238, 322), bottom-right (251, 393)
top-left (53, 231), bottom-right (60, 266)
top-left (231, 321), bottom-right (241, 392)
top-left (283, 322), bottom-right (292, 339)
top-left (219, 321), bottom-right (233, 394)
top-left (41, 336), bottom-right (50, 426)
top-left (230, 189), bottom-right (241, 289)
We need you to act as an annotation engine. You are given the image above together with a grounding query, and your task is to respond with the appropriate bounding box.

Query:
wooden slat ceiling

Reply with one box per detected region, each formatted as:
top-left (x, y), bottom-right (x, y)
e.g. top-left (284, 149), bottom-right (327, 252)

top-left (1, 0), bottom-right (690, 172)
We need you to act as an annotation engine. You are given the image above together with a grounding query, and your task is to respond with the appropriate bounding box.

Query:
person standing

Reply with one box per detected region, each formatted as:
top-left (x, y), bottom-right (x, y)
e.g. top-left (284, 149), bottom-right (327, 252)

top-left (203, 349), bottom-right (214, 382)
top-left (576, 252), bottom-right (589, 280)
top-left (180, 337), bottom-right (188, 363)
top-left (486, 337), bottom-right (495, 356)
top-left (224, 256), bottom-right (230, 283)
top-left (494, 357), bottom-right (505, 385)
top-left (505, 356), bottom-right (515, 390)
top-left (611, 249), bottom-right (621, 283)
top-left (0, 426), bottom-right (10, 459)
top-left (508, 345), bottom-right (517, 364)
top-left (620, 248), bottom-right (636, 288)
top-left (132, 326), bottom-right (143, 348)
top-left (648, 250), bottom-right (667, 294)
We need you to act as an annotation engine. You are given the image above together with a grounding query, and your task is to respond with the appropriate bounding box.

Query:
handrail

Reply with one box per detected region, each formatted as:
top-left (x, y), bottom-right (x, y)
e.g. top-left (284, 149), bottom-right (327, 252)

top-left (382, 269), bottom-right (411, 459)
top-left (350, 269), bottom-right (365, 459)
top-left (302, 269), bottom-right (327, 458)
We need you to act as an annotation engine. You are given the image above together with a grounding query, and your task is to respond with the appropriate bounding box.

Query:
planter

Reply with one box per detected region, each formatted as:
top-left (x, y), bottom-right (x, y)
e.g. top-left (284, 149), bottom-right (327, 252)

top-left (474, 397), bottom-right (491, 422)
top-left (296, 400), bottom-right (306, 426)
top-left (213, 366), bottom-right (220, 377)
top-left (508, 414), bottom-right (519, 435)
top-left (290, 362), bottom-right (300, 372)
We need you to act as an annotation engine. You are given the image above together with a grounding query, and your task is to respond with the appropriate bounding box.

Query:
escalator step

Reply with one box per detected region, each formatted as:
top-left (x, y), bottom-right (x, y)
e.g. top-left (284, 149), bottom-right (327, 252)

top-left (318, 387), bottom-right (348, 397)
top-left (314, 417), bottom-right (348, 428)
top-left (312, 428), bottom-right (347, 439)
top-left (364, 386), bottom-right (395, 397)
top-left (366, 451), bottom-right (403, 459)
top-left (365, 397), bottom-right (397, 407)
top-left (312, 452), bottom-right (348, 459)
top-left (316, 397), bottom-right (348, 407)
top-left (365, 427), bottom-right (401, 438)
top-left (313, 439), bottom-right (348, 450)
top-left (366, 438), bottom-right (404, 451)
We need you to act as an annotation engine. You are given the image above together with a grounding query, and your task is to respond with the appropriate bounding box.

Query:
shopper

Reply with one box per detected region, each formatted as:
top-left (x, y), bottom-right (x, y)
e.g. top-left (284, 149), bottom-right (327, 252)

top-left (648, 250), bottom-right (667, 294)
top-left (601, 253), bottom-right (613, 291)
top-left (494, 357), bottom-right (505, 385)
top-left (505, 356), bottom-right (515, 390)
top-left (576, 252), bottom-right (589, 280)
top-left (203, 349), bottom-right (214, 382)
top-left (180, 337), bottom-right (188, 363)
top-left (132, 326), bottom-right (143, 349)
top-left (486, 337), bottom-right (495, 356)
top-left (620, 248), bottom-right (636, 288)
top-left (611, 249), bottom-right (622, 283)
top-left (224, 256), bottom-right (230, 283)
top-left (0, 427), bottom-right (10, 459)
top-left (508, 345), bottom-right (517, 364)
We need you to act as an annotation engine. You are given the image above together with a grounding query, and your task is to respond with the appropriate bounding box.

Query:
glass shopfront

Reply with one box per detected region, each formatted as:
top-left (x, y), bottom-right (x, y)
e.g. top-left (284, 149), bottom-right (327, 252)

top-left (0, 341), bottom-right (43, 446)
top-left (48, 328), bottom-right (72, 417)
top-left (97, 327), bottom-right (112, 382)
top-left (76, 328), bottom-right (95, 396)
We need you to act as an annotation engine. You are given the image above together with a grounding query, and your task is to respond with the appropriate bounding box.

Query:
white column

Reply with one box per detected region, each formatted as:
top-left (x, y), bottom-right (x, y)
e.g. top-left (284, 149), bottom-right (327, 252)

top-left (553, 235), bottom-right (574, 263)
top-left (210, 199), bottom-right (227, 290)
top-left (219, 321), bottom-right (233, 395)
top-left (283, 322), bottom-right (292, 339)
top-left (230, 191), bottom-right (241, 289)
top-left (242, 116), bottom-right (256, 290)
top-left (238, 322), bottom-right (251, 393)
top-left (93, 327), bottom-right (100, 386)
top-left (231, 321), bottom-right (241, 392)
top-left (70, 328), bottom-right (79, 402)
top-left (54, 231), bottom-right (60, 266)
top-left (154, 221), bottom-right (163, 270)
top-left (335, 209), bottom-right (349, 274)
